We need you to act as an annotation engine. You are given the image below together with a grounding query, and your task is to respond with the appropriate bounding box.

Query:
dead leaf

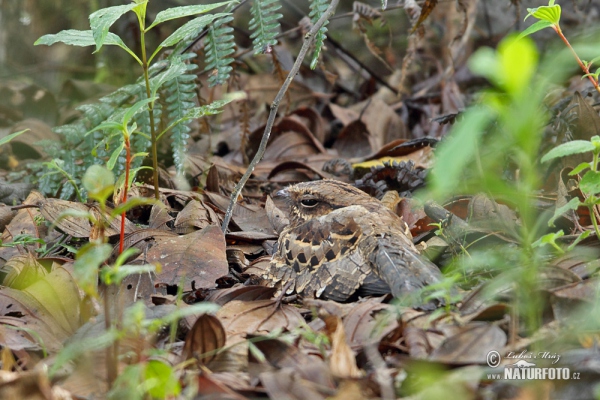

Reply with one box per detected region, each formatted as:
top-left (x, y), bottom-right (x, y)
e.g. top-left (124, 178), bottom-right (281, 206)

top-left (183, 314), bottom-right (226, 365)
top-left (324, 315), bottom-right (363, 379)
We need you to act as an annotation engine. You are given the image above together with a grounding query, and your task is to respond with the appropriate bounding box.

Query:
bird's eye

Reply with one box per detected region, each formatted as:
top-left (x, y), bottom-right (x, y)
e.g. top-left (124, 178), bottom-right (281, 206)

top-left (300, 198), bottom-right (319, 208)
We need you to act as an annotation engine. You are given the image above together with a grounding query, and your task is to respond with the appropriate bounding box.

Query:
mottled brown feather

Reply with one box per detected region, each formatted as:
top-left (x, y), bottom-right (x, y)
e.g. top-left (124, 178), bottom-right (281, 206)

top-left (264, 180), bottom-right (442, 304)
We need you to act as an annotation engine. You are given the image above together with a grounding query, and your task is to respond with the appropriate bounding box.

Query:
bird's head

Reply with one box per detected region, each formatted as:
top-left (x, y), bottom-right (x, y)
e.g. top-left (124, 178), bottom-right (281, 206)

top-left (276, 179), bottom-right (376, 224)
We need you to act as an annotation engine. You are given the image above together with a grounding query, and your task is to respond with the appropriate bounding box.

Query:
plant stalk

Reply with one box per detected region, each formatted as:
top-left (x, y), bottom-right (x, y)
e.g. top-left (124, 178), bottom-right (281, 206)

top-left (220, 0), bottom-right (340, 232)
top-left (554, 25), bottom-right (600, 94)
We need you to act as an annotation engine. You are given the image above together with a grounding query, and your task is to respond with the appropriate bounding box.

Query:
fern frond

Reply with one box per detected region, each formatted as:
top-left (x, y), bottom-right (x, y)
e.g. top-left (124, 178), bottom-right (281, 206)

top-left (163, 53), bottom-right (198, 174)
top-left (308, 0), bottom-right (330, 69)
top-left (204, 15), bottom-right (235, 87)
top-left (249, 0), bottom-right (282, 54)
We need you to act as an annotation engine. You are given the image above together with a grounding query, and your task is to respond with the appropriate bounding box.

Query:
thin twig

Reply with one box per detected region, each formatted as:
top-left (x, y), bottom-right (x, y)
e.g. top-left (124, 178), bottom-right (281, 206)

top-left (220, 0), bottom-right (340, 233)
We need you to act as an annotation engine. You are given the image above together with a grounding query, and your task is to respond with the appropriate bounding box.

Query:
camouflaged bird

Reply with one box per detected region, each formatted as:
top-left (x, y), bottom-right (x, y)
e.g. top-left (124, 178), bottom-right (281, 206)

top-left (264, 179), bottom-right (442, 305)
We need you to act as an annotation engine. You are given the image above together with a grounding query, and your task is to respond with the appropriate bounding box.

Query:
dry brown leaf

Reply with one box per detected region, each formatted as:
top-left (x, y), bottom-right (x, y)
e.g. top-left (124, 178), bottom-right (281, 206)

top-left (324, 315), bottom-right (362, 379)
top-left (134, 225), bottom-right (228, 291)
top-left (0, 266), bottom-right (85, 352)
top-left (429, 323), bottom-right (507, 364)
top-left (206, 285), bottom-right (278, 306)
top-left (183, 314), bottom-right (226, 365)
top-left (174, 199), bottom-right (220, 233)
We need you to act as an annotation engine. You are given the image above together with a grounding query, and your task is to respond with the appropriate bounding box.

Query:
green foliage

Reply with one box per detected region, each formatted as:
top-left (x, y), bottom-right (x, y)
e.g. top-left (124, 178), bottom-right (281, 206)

top-left (249, 0), bottom-right (283, 54)
top-left (204, 15), bottom-right (236, 86)
top-left (308, 0), bottom-right (330, 69)
top-left (423, 34), bottom-right (550, 333)
top-left (163, 53), bottom-right (198, 174)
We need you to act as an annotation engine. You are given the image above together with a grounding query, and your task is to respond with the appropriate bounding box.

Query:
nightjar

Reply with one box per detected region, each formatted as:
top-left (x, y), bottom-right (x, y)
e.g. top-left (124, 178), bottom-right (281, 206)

top-left (264, 179), bottom-right (442, 305)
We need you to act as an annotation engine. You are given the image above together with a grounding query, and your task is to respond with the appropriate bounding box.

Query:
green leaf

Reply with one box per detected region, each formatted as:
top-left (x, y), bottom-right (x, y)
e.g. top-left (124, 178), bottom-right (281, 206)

top-left (149, 58), bottom-right (188, 97)
top-left (145, 360), bottom-right (181, 398)
top-left (498, 35), bottom-right (538, 95)
top-left (580, 170), bottom-right (600, 194)
top-left (89, 3), bottom-right (138, 52)
top-left (86, 121), bottom-right (123, 136)
top-left (541, 140), bottom-right (595, 163)
top-left (429, 106), bottom-right (493, 198)
top-left (123, 97), bottom-right (157, 126)
top-left (106, 141), bottom-right (125, 171)
top-left (82, 164), bottom-right (115, 200)
top-left (111, 197), bottom-right (157, 217)
top-left (517, 20), bottom-right (554, 39)
top-left (158, 13), bottom-right (229, 49)
top-left (103, 264), bottom-right (157, 286)
top-left (548, 197), bottom-right (581, 227)
top-left (148, 2), bottom-right (234, 30)
top-left (35, 29), bottom-right (123, 47)
top-left (0, 129), bottom-right (28, 147)
top-left (525, 4), bottom-right (561, 25)
top-left (567, 230), bottom-right (591, 252)
top-left (35, 30), bottom-right (134, 57)
top-left (569, 162), bottom-right (592, 176)
top-left (73, 242), bottom-right (112, 296)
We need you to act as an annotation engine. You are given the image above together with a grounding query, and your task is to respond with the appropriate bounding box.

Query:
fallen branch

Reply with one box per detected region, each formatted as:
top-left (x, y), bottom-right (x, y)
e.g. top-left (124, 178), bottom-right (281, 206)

top-left (221, 0), bottom-right (340, 233)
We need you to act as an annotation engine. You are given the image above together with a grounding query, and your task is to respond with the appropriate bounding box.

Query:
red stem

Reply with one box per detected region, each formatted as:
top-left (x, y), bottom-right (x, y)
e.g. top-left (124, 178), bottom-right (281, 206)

top-left (119, 137), bottom-right (131, 255)
top-left (554, 25), bottom-right (600, 94)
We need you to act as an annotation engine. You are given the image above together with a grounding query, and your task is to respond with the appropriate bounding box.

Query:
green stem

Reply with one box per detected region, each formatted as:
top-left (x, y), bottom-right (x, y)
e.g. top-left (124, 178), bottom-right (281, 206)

top-left (590, 205), bottom-right (600, 240)
top-left (139, 28), bottom-right (160, 200)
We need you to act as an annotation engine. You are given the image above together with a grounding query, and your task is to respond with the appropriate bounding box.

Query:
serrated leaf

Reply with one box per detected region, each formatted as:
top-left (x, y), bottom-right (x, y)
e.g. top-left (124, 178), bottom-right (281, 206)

top-left (89, 4), bottom-right (138, 52)
top-left (548, 197), bottom-right (581, 227)
top-left (541, 140), bottom-right (595, 163)
top-left (148, 2), bottom-right (233, 30)
top-left (580, 170), bottom-right (600, 194)
top-left (569, 162), bottom-right (592, 176)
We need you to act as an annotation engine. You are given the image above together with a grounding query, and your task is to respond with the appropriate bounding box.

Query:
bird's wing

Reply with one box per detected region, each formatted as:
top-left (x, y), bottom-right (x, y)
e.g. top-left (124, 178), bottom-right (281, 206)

top-left (367, 234), bottom-right (443, 308)
top-left (267, 208), bottom-right (374, 301)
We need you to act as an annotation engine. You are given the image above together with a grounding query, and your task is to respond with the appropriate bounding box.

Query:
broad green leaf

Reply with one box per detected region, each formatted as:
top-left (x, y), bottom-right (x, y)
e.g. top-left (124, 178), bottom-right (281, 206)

top-left (541, 140), bottom-right (595, 163)
top-left (468, 47), bottom-right (500, 83)
top-left (158, 13), bottom-right (229, 49)
top-left (547, 197), bottom-right (581, 227)
top-left (429, 106), bottom-right (493, 198)
top-left (123, 97), bottom-right (157, 126)
top-left (35, 30), bottom-right (134, 55)
top-left (106, 141), bottom-right (125, 171)
top-left (525, 4), bottom-right (561, 25)
top-left (82, 164), bottom-right (115, 200)
top-left (73, 242), bottom-right (112, 296)
top-left (517, 20), bottom-right (554, 39)
top-left (0, 129), bottom-right (28, 147)
top-left (149, 58), bottom-right (188, 96)
top-left (145, 360), bottom-right (181, 399)
top-left (85, 121), bottom-right (123, 136)
top-left (89, 3), bottom-right (138, 52)
top-left (532, 231), bottom-right (564, 248)
top-left (580, 170), bottom-right (600, 194)
top-left (498, 35), bottom-right (538, 95)
top-left (148, 2), bottom-right (233, 30)
top-left (569, 162), bottom-right (592, 176)
top-left (567, 230), bottom-right (591, 251)
top-left (111, 197), bottom-right (157, 217)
